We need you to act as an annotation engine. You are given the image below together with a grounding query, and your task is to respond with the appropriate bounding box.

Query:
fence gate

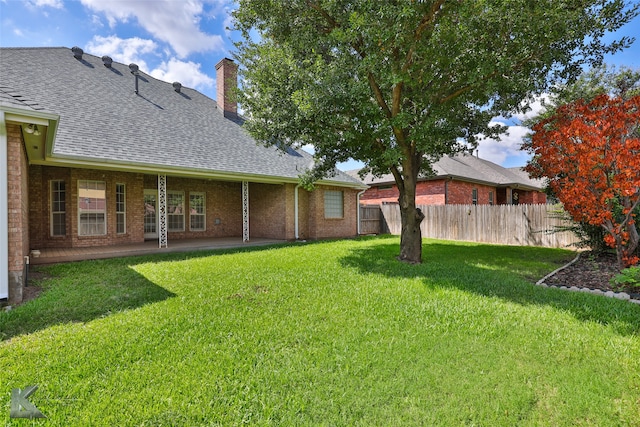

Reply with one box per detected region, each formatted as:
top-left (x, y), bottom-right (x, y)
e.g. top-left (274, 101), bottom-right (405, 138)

top-left (359, 205), bottom-right (382, 234)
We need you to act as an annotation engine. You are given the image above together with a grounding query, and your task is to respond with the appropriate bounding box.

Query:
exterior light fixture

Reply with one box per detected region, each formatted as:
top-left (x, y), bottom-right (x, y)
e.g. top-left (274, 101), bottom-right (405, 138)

top-left (25, 124), bottom-right (42, 136)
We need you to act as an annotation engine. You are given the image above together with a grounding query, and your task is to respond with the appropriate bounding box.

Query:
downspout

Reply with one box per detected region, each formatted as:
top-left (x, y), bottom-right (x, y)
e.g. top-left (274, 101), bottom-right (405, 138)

top-left (294, 184), bottom-right (300, 240)
top-left (0, 111), bottom-right (8, 299)
top-left (357, 189), bottom-right (367, 235)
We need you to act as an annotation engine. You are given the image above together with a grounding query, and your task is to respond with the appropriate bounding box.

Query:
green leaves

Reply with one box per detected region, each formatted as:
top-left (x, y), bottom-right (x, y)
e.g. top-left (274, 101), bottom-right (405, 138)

top-left (233, 1), bottom-right (637, 261)
top-left (234, 0), bottom-right (637, 178)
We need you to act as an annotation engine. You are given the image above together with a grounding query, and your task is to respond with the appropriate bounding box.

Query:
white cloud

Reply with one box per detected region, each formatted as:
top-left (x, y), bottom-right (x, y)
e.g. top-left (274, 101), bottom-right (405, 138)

top-left (85, 35), bottom-right (213, 90)
top-left (80, 0), bottom-right (225, 58)
top-left (85, 35), bottom-right (157, 72)
top-left (90, 14), bottom-right (103, 27)
top-left (477, 123), bottom-right (531, 166)
top-left (28, 0), bottom-right (63, 8)
top-left (150, 58), bottom-right (214, 90)
top-left (510, 93), bottom-right (551, 122)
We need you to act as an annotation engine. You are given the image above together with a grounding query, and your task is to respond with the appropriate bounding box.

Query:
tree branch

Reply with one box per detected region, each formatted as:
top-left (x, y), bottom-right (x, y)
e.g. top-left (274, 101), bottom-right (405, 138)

top-left (306, 1), bottom-right (339, 30)
top-left (402, 0), bottom-right (446, 74)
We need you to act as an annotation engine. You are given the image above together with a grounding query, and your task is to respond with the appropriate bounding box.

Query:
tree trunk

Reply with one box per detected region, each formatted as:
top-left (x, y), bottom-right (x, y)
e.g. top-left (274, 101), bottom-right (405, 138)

top-left (396, 164), bottom-right (425, 263)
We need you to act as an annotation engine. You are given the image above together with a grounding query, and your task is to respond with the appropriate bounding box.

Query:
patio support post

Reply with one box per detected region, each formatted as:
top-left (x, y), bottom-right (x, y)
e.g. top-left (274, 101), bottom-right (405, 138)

top-left (242, 181), bottom-right (249, 242)
top-left (158, 174), bottom-right (168, 248)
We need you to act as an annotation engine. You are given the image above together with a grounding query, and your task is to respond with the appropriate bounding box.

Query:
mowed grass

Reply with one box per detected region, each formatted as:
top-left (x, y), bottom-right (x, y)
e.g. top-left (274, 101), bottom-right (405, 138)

top-left (1, 236), bottom-right (640, 426)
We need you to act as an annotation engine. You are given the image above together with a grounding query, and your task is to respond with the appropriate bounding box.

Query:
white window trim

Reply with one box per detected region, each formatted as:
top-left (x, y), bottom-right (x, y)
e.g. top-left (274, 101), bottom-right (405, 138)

top-left (50, 180), bottom-right (66, 237)
top-left (78, 180), bottom-right (107, 236)
top-left (167, 190), bottom-right (185, 232)
top-left (189, 192), bottom-right (206, 232)
top-left (116, 183), bottom-right (126, 234)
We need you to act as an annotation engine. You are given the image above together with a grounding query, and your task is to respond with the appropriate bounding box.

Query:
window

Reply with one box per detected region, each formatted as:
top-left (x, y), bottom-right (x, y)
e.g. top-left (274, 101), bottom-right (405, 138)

top-left (78, 180), bottom-right (106, 236)
top-left (50, 180), bottom-right (66, 236)
top-left (472, 189), bottom-right (478, 205)
top-left (488, 191), bottom-right (494, 206)
top-left (116, 184), bottom-right (126, 234)
top-left (189, 192), bottom-right (206, 231)
top-left (324, 190), bottom-right (344, 218)
top-left (167, 191), bottom-right (185, 232)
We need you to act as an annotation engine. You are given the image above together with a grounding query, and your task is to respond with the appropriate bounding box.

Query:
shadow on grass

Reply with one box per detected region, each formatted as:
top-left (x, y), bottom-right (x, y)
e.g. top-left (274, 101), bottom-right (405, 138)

top-left (0, 259), bottom-right (175, 342)
top-left (0, 242), bottom-right (308, 342)
top-left (340, 238), bottom-right (640, 336)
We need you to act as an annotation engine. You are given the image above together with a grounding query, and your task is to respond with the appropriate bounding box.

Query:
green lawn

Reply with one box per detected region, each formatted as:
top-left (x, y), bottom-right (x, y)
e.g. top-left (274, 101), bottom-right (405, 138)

top-left (2, 236), bottom-right (640, 426)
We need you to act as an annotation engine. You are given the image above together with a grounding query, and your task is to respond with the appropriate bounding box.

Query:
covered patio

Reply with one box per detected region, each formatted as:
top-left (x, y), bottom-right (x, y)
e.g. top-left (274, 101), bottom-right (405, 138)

top-left (29, 237), bottom-right (285, 265)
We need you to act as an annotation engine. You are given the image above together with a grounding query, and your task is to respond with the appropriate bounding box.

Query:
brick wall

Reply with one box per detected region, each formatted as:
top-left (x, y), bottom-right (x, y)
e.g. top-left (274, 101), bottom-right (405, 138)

top-left (361, 180), bottom-right (448, 205)
top-left (446, 180), bottom-right (496, 205)
top-left (518, 190), bottom-right (547, 205)
top-left (359, 179), bottom-right (546, 207)
top-left (308, 186), bottom-right (359, 239)
top-left (29, 165), bottom-right (72, 248)
top-left (157, 176), bottom-right (243, 240)
top-left (27, 166), bottom-right (360, 249)
top-left (6, 124), bottom-right (29, 303)
top-left (69, 169), bottom-right (145, 247)
top-left (248, 182), bottom-right (286, 239)
top-left (360, 184), bottom-right (399, 205)
top-left (297, 188), bottom-right (309, 240)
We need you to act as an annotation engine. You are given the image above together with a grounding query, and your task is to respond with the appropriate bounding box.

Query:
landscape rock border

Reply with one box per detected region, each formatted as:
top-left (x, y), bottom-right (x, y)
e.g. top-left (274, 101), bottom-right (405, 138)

top-left (536, 252), bottom-right (640, 305)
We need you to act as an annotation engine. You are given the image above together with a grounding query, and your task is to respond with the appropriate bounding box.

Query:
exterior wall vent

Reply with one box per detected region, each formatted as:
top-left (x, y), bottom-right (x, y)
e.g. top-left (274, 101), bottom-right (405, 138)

top-left (173, 82), bottom-right (182, 93)
top-left (71, 46), bottom-right (84, 60)
top-left (101, 56), bottom-right (113, 68)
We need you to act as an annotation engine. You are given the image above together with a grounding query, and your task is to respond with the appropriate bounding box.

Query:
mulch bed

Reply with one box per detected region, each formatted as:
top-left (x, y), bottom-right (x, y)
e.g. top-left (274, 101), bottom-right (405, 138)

top-left (544, 251), bottom-right (640, 299)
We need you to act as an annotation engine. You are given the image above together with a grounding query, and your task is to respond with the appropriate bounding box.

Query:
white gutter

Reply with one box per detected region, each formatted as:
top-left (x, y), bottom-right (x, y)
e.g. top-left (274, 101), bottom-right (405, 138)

top-left (356, 189), bottom-right (367, 235)
top-left (0, 111), bottom-right (9, 299)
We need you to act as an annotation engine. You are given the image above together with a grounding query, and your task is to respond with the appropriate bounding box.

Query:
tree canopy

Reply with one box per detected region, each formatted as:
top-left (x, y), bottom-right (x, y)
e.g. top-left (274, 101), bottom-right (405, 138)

top-left (232, 0), bottom-right (638, 263)
top-left (525, 94), bottom-right (640, 268)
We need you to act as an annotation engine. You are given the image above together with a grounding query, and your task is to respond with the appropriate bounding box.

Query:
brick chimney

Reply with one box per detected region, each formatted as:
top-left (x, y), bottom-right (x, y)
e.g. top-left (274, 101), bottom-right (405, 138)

top-left (215, 58), bottom-right (238, 119)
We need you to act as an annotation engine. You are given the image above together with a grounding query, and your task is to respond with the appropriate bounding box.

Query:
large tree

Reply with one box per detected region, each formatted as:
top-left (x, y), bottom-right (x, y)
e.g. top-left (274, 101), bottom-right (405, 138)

top-left (526, 94), bottom-right (640, 269)
top-left (522, 65), bottom-right (640, 258)
top-left (232, 0), bottom-right (637, 263)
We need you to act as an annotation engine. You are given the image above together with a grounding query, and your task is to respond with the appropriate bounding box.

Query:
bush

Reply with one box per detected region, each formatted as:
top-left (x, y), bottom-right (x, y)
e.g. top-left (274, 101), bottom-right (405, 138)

top-left (610, 266), bottom-right (640, 290)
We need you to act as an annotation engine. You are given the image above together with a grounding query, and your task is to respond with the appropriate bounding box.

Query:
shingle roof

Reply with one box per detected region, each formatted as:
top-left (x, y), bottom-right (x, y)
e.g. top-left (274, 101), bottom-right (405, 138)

top-left (347, 153), bottom-right (545, 191)
top-left (0, 47), bottom-right (363, 187)
top-left (0, 85), bottom-right (49, 112)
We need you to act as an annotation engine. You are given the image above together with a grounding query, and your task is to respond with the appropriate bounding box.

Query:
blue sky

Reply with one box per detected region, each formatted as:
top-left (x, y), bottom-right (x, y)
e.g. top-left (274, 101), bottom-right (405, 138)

top-left (1, 0), bottom-right (639, 170)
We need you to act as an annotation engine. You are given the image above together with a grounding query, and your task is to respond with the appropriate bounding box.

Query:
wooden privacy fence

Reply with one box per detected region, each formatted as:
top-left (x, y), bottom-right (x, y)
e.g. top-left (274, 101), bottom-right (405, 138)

top-left (359, 205), bottom-right (385, 235)
top-left (376, 204), bottom-right (581, 248)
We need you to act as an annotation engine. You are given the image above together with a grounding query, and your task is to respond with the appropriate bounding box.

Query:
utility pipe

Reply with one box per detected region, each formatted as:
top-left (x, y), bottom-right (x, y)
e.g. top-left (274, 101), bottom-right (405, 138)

top-left (356, 189), bottom-right (367, 235)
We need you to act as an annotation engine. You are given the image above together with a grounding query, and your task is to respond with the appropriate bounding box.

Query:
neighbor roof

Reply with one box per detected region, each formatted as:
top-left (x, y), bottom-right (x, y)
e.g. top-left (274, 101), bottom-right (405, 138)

top-left (0, 47), bottom-right (363, 188)
top-left (347, 153), bottom-right (545, 191)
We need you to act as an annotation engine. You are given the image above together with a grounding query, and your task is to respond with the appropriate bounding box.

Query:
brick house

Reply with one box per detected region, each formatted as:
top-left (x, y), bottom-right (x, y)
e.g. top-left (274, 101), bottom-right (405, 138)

top-left (349, 154), bottom-right (546, 206)
top-left (0, 47), bottom-right (366, 303)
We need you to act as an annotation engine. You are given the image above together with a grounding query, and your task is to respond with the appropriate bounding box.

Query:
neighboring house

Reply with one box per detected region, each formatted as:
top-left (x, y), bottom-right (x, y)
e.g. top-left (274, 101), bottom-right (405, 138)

top-left (348, 154), bottom-right (546, 206)
top-left (0, 47), bottom-right (366, 303)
